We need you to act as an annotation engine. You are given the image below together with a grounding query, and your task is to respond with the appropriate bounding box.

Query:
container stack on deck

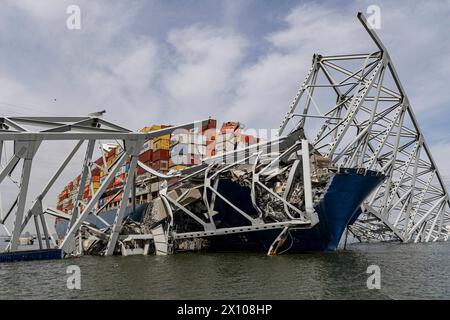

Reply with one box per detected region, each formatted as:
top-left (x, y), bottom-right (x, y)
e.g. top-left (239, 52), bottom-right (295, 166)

top-left (215, 122), bottom-right (259, 156)
top-left (169, 119), bottom-right (217, 171)
top-left (55, 119), bottom-right (259, 228)
top-left (139, 124), bottom-right (172, 173)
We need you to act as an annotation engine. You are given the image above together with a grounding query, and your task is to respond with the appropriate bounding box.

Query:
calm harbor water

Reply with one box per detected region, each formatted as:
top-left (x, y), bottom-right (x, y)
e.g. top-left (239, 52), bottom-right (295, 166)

top-left (0, 242), bottom-right (448, 300)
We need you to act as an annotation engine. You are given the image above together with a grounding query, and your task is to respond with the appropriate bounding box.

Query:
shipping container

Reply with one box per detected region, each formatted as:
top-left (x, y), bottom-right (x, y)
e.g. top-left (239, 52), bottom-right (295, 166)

top-left (153, 149), bottom-right (170, 161)
top-left (220, 121), bottom-right (240, 134)
top-left (171, 133), bottom-right (206, 145)
top-left (216, 141), bottom-right (236, 152)
top-left (150, 182), bottom-right (160, 193)
top-left (217, 133), bottom-right (237, 143)
top-left (92, 167), bottom-right (101, 177)
top-left (202, 119), bottom-right (217, 132)
top-left (151, 160), bottom-right (169, 171)
top-left (154, 134), bottom-right (171, 143)
top-left (139, 140), bottom-right (153, 152)
top-left (140, 124), bottom-right (172, 132)
top-left (139, 149), bottom-right (153, 163)
top-left (153, 139), bottom-right (170, 151)
top-left (170, 165), bottom-right (187, 172)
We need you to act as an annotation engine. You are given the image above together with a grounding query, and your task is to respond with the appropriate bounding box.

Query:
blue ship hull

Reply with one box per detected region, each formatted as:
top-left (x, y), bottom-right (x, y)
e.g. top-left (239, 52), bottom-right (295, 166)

top-left (0, 249), bottom-right (62, 263)
top-left (207, 168), bottom-right (384, 252)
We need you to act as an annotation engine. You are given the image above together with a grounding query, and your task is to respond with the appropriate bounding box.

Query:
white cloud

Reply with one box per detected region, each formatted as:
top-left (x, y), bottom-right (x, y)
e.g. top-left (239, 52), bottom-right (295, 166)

top-left (7, 0), bottom-right (69, 20)
top-left (224, 4), bottom-right (371, 129)
top-left (113, 39), bottom-right (158, 93)
top-left (267, 4), bottom-right (369, 53)
top-left (431, 142), bottom-right (450, 190)
top-left (162, 26), bottom-right (247, 122)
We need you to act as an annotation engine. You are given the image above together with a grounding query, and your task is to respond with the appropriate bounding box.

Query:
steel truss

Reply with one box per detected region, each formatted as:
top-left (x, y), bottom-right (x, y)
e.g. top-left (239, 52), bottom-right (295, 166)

top-left (0, 115), bottom-right (208, 255)
top-left (154, 135), bottom-right (319, 255)
top-left (278, 13), bottom-right (449, 243)
top-left (0, 13), bottom-right (448, 258)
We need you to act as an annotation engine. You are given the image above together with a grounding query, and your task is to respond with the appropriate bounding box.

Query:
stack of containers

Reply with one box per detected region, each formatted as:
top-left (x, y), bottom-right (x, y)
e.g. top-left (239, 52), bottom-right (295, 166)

top-left (91, 167), bottom-right (101, 194)
top-left (149, 125), bottom-right (171, 172)
top-left (169, 119), bottom-right (217, 171)
top-left (236, 134), bottom-right (259, 150)
top-left (113, 163), bottom-right (127, 188)
top-left (105, 147), bottom-right (117, 169)
top-left (56, 144), bottom-right (124, 213)
top-left (215, 122), bottom-right (241, 156)
top-left (203, 119), bottom-right (217, 158)
top-left (57, 187), bottom-right (69, 212)
top-left (170, 132), bottom-right (195, 169)
top-left (169, 126), bottom-right (208, 171)
top-left (137, 125), bottom-right (171, 174)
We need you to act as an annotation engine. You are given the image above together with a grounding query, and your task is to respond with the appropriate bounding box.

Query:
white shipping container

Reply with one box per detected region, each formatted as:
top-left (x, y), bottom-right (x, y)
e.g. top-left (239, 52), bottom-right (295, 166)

top-left (236, 141), bottom-right (248, 150)
top-left (150, 182), bottom-right (160, 193)
top-left (171, 133), bottom-right (188, 144)
top-left (140, 140), bottom-right (153, 153)
top-left (216, 133), bottom-right (236, 143)
top-left (171, 155), bottom-right (188, 165)
top-left (216, 141), bottom-right (235, 152)
top-left (172, 133), bottom-right (206, 145)
top-left (171, 143), bottom-right (207, 156)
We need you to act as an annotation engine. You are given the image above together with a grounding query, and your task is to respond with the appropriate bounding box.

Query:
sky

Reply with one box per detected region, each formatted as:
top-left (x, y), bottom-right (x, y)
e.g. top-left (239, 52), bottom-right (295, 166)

top-left (0, 0), bottom-right (449, 233)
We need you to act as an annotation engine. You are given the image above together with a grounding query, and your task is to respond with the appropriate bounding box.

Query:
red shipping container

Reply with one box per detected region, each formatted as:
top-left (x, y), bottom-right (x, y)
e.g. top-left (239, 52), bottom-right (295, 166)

top-left (139, 150), bottom-right (153, 163)
top-left (113, 177), bottom-right (122, 187)
top-left (136, 166), bottom-right (144, 175)
top-left (151, 160), bottom-right (169, 171)
top-left (108, 148), bottom-right (116, 157)
top-left (153, 149), bottom-right (169, 161)
top-left (95, 157), bottom-right (103, 165)
top-left (201, 119), bottom-right (217, 133)
top-left (186, 154), bottom-right (201, 165)
top-left (92, 167), bottom-right (101, 177)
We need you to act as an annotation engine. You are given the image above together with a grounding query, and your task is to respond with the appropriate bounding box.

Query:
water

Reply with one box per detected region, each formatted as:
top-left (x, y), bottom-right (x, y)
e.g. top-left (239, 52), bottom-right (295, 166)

top-left (0, 242), bottom-right (448, 299)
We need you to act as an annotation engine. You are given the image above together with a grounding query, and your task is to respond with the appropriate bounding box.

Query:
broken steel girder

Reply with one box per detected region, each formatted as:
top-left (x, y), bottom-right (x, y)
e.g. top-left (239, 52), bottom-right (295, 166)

top-left (0, 115), bottom-right (209, 254)
top-left (148, 134), bottom-right (326, 254)
top-left (277, 13), bottom-right (450, 243)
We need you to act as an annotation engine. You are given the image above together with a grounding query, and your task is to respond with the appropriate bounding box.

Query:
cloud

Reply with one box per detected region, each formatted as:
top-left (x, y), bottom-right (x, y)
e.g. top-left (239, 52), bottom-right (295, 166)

top-left (7, 0), bottom-right (69, 20)
top-left (113, 39), bottom-right (158, 93)
top-left (223, 3), bottom-right (372, 129)
top-left (162, 26), bottom-right (248, 122)
top-left (431, 142), bottom-right (450, 190)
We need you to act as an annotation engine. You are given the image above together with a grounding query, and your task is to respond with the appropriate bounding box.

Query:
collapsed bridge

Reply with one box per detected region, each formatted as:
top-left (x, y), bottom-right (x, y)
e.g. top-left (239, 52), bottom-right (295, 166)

top-left (0, 13), bottom-right (448, 259)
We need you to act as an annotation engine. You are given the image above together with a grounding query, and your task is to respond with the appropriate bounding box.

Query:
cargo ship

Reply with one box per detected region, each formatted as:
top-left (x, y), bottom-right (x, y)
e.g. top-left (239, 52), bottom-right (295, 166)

top-left (55, 167), bottom-right (383, 252)
top-left (54, 119), bottom-right (385, 254)
top-left (54, 120), bottom-right (256, 238)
